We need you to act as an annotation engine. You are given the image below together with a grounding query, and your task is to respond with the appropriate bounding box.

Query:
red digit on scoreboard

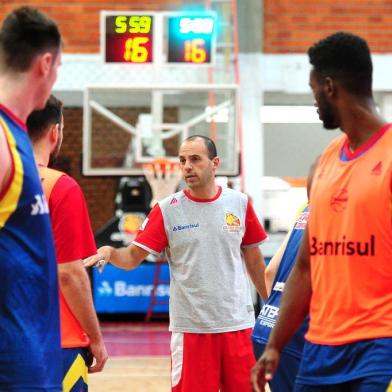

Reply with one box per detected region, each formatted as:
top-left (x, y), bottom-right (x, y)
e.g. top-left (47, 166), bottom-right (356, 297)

top-left (105, 15), bottom-right (154, 63)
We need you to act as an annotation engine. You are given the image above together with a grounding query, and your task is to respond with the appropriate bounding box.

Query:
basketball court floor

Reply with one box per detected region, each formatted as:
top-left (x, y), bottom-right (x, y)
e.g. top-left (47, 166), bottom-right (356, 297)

top-left (89, 322), bottom-right (171, 391)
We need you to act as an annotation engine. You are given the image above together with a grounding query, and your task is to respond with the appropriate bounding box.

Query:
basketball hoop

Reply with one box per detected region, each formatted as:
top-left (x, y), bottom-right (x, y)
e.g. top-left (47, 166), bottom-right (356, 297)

top-left (143, 158), bottom-right (182, 207)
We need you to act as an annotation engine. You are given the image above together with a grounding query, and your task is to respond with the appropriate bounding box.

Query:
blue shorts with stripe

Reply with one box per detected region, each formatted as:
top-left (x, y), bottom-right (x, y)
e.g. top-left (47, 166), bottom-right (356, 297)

top-left (62, 348), bottom-right (91, 392)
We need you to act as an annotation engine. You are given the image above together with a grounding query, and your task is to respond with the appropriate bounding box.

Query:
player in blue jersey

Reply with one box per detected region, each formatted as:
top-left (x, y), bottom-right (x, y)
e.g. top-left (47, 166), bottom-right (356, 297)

top-left (252, 164), bottom-right (316, 392)
top-left (0, 7), bottom-right (63, 391)
top-left (252, 203), bottom-right (309, 392)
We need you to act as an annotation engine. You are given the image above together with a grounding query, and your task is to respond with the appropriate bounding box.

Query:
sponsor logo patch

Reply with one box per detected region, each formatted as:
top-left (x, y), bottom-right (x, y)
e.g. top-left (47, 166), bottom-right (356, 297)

top-left (31, 194), bottom-right (49, 216)
top-left (257, 305), bottom-right (279, 328)
top-left (223, 212), bottom-right (241, 232)
top-left (172, 223), bottom-right (199, 232)
top-left (310, 235), bottom-right (375, 256)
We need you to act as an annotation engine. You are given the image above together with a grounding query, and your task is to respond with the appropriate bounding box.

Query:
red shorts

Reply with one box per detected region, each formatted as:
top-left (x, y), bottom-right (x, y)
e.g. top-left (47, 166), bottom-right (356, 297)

top-left (171, 328), bottom-right (255, 392)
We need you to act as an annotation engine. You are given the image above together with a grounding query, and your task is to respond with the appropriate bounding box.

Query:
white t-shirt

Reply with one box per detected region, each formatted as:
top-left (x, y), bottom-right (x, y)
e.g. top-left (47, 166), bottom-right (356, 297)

top-left (133, 186), bottom-right (266, 333)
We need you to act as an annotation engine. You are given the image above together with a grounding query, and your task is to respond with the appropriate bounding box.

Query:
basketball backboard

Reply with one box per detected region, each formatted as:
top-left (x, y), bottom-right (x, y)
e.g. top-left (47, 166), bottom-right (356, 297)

top-left (83, 84), bottom-right (239, 176)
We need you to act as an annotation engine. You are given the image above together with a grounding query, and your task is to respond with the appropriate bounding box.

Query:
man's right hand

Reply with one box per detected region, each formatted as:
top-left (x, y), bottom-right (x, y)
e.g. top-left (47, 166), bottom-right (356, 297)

top-left (251, 347), bottom-right (280, 392)
top-left (88, 338), bottom-right (108, 373)
top-left (83, 246), bottom-right (113, 272)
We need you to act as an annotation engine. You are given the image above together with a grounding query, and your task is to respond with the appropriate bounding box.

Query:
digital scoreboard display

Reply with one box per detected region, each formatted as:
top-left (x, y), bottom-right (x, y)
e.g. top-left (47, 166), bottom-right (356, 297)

top-left (105, 15), bottom-right (154, 63)
top-left (167, 16), bottom-right (215, 64)
top-left (102, 12), bottom-right (216, 65)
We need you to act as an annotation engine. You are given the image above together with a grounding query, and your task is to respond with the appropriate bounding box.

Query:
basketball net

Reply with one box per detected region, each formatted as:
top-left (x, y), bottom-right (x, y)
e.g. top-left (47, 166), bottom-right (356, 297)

top-left (143, 158), bottom-right (182, 208)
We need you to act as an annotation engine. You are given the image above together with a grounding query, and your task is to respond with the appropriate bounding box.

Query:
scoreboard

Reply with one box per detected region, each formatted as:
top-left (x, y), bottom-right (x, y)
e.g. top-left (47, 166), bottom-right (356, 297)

top-left (105, 15), bottom-right (154, 63)
top-left (167, 16), bottom-right (214, 63)
top-left (102, 11), bottom-right (216, 65)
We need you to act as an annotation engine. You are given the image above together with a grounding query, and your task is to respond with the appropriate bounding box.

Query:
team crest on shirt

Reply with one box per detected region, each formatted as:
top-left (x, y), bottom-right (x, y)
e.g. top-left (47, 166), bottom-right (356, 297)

top-left (223, 212), bottom-right (241, 232)
top-left (330, 188), bottom-right (348, 212)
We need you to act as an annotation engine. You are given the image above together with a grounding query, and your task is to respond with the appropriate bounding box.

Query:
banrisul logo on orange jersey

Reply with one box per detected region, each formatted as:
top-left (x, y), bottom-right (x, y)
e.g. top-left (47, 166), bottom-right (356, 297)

top-left (310, 235), bottom-right (375, 256)
top-left (223, 212), bottom-right (241, 232)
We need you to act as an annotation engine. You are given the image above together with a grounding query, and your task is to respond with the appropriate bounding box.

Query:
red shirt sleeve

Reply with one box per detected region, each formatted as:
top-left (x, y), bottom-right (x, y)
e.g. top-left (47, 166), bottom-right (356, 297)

top-left (49, 175), bottom-right (96, 263)
top-left (242, 199), bottom-right (267, 246)
top-left (133, 204), bottom-right (168, 254)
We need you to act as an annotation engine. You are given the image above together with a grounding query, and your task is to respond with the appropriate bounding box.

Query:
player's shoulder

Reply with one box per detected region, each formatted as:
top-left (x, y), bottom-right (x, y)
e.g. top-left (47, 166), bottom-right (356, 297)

top-left (50, 171), bottom-right (82, 196)
top-left (221, 186), bottom-right (249, 203)
top-left (316, 134), bottom-right (346, 166)
top-left (324, 134), bottom-right (346, 151)
top-left (41, 166), bottom-right (66, 178)
top-left (378, 123), bottom-right (392, 147)
top-left (158, 190), bottom-right (186, 208)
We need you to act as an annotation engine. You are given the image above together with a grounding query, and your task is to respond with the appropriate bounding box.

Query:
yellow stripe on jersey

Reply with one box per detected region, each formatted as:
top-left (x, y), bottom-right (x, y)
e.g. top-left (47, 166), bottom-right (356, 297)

top-left (294, 201), bottom-right (308, 222)
top-left (0, 117), bottom-right (23, 229)
top-left (62, 353), bottom-right (88, 392)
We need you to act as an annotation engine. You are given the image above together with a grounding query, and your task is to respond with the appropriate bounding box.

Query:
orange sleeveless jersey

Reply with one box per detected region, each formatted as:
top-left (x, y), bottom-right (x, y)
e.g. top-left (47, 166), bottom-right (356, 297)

top-left (306, 128), bottom-right (392, 345)
top-left (40, 166), bottom-right (89, 348)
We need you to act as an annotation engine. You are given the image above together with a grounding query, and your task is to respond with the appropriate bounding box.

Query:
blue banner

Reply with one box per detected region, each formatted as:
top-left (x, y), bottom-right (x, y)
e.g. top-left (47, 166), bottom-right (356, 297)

top-left (92, 263), bottom-right (170, 313)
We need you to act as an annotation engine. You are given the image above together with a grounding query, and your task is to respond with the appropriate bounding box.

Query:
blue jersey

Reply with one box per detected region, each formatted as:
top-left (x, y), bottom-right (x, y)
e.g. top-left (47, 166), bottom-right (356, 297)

top-left (252, 205), bottom-right (309, 358)
top-left (0, 105), bottom-right (62, 390)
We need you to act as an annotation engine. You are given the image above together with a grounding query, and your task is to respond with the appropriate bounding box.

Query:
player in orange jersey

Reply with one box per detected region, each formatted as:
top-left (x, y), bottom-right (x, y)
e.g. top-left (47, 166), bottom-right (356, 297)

top-left (28, 95), bottom-right (108, 391)
top-left (252, 32), bottom-right (392, 392)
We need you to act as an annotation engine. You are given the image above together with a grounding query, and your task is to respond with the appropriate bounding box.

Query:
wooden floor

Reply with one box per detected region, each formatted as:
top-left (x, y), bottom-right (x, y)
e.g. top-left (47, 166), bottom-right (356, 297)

top-left (89, 356), bottom-right (171, 392)
top-left (88, 322), bottom-right (171, 391)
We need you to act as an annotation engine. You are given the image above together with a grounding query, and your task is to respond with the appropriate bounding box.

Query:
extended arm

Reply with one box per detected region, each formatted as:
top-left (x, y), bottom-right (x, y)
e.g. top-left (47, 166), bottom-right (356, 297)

top-left (84, 243), bottom-right (150, 271)
top-left (242, 246), bottom-right (268, 302)
top-left (58, 260), bottom-right (108, 373)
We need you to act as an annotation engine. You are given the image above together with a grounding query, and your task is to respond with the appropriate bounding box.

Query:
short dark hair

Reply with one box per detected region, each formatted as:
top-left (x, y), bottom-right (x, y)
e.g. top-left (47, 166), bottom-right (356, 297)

top-left (184, 135), bottom-right (217, 159)
top-left (0, 6), bottom-right (61, 72)
top-left (27, 95), bottom-right (63, 142)
top-left (308, 32), bottom-right (373, 96)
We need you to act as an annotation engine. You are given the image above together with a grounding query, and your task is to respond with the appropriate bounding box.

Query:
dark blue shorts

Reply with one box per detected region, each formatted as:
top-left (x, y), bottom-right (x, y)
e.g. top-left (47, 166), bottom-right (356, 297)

top-left (253, 341), bottom-right (301, 392)
top-left (294, 375), bottom-right (392, 392)
top-left (62, 347), bottom-right (91, 392)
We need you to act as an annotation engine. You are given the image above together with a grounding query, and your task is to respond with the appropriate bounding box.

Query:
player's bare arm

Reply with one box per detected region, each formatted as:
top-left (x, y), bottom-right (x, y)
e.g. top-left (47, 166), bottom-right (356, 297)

top-left (251, 226), bottom-right (312, 391)
top-left (264, 231), bottom-right (291, 295)
top-left (84, 243), bottom-right (149, 271)
top-left (58, 260), bottom-right (108, 373)
top-left (242, 246), bottom-right (268, 302)
top-left (0, 125), bottom-right (12, 195)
